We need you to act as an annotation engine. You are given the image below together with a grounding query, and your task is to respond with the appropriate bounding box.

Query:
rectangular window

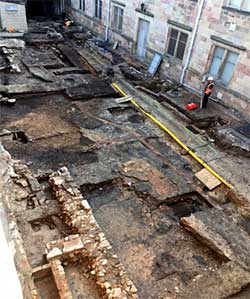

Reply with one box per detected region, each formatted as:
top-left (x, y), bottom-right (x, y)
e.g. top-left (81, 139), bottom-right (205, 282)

top-left (112, 6), bottom-right (124, 31)
top-left (209, 46), bottom-right (239, 85)
top-left (79, 0), bottom-right (85, 11)
top-left (95, 0), bottom-right (102, 19)
top-left (166, 28), bottom-right (188, 61)
top-left (5, 4), bottom-right (18, 11)
top-left (228, 0), bottom-right (250, 11)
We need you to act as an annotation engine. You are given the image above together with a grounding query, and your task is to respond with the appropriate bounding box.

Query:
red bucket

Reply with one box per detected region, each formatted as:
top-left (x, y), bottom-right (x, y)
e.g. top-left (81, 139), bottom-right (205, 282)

top-left (186, 102), bottom-right (198, 110)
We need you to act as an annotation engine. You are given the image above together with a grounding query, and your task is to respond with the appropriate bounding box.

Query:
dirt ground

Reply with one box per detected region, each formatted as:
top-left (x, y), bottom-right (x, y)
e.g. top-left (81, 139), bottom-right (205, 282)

top-left (0, 20), bottom-right (250, 299)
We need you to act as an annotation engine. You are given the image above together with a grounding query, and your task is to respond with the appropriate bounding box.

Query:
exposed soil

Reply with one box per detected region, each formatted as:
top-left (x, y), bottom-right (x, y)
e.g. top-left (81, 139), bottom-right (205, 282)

top-left (0, 20), bottom-right (250, 299)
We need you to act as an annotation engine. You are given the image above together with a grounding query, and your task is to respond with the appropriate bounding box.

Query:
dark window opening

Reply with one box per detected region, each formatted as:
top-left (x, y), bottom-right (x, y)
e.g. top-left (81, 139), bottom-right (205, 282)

top-left (167, 28), bottom-right (188, 61)
top-left (95, 0), bottom-right (102, 19)
top-left (26, 0), bottom-right (63, 19)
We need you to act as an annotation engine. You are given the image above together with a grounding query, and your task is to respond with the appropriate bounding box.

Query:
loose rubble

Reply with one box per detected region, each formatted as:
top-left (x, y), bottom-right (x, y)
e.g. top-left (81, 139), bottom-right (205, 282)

top-left (48, 167), bottom-right (138, 299)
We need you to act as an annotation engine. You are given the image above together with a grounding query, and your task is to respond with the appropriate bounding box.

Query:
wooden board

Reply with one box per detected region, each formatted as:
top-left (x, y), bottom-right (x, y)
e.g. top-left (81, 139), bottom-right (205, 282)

top-left (148, 53), bottom-right (162, 75)
top-left (115, 96), bottom-right (132, 104)
top-left (195, 168), bottom-right (221, 190)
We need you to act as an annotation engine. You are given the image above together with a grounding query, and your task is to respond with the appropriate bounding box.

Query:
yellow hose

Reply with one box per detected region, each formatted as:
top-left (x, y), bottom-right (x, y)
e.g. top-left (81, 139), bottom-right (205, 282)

top-left (112, 82), bottom-right (234, 189)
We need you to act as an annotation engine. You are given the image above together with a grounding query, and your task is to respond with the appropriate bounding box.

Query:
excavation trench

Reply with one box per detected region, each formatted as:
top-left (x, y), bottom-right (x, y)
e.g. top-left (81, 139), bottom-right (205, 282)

top-left (0, 21), bottom-right (248, 299)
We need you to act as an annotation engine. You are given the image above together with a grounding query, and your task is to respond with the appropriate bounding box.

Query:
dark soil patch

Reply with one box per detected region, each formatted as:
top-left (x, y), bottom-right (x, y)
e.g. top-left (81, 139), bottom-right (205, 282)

top-left (80, 179), bottom-right (121, 212)
top-left (166, 192), bottom-right (211, 220)
top-left (4, 144), bottom-right (99, 171)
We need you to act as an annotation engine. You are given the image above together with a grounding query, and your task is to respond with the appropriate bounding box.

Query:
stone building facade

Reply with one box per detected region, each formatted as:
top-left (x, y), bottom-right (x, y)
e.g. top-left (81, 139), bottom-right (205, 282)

top-left (0, 0), bottom-right (27, 32)
top-left (66, 0), bottom-right (250, 116)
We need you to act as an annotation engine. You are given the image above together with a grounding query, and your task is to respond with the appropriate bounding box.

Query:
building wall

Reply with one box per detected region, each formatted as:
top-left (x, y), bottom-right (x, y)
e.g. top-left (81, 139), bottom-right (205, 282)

top-left (187, 0), bottom-right (250, 115)
top-left (67, 0), bottom-right (250, 116)
top-left (0, 1), bottom-right (27, 32)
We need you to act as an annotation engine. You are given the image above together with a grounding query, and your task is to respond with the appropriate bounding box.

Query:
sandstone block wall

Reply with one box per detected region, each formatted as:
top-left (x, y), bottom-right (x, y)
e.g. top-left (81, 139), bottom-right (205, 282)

top-left (67, 0), bottom-right (250, 116)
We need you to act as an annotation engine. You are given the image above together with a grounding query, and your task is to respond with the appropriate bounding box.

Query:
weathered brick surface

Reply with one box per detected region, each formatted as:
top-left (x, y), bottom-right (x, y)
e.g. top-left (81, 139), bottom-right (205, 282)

top-left (50, 259), bottom-right (73, 299)
top-left (48, 167), bottom-right (138, 299)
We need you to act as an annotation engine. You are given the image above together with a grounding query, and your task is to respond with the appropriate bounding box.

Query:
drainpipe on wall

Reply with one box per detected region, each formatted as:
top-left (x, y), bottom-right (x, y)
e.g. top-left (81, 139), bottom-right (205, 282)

top-left (61, 0), bottom-right (64, 14)
top-left (180, 0), bottom-right (206, 85)
top-left (105, 0), bottom-right (111, 42)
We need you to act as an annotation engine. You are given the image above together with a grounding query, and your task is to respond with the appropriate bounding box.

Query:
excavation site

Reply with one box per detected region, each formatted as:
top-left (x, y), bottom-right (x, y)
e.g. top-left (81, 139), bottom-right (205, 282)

top-left (0, 11), bottom-right (250, 299)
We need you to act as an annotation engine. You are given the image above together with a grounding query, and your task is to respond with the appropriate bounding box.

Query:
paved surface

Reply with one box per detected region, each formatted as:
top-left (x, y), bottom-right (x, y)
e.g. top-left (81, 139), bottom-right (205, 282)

top-left (116, 78), bottom-right (250, 203)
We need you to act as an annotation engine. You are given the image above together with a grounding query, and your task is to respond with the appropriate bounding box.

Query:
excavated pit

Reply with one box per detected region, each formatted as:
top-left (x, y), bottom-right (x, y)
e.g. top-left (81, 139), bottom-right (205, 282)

top-left (82, 178), bottom-right (221, 299)
top-left (33, 267), bottom-right (60, 299)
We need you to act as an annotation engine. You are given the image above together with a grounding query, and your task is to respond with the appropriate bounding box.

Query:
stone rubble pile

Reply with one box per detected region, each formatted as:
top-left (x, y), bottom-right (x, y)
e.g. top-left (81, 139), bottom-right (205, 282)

top-left (12, 161), bottom-right (47, 207)
top-left (0, 39), bottom-right (25, 73)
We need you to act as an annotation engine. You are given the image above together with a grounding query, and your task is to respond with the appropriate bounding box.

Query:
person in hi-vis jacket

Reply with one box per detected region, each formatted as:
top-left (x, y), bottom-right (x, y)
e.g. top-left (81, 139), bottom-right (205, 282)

top-left (201, 76), bottom-right (214, 108)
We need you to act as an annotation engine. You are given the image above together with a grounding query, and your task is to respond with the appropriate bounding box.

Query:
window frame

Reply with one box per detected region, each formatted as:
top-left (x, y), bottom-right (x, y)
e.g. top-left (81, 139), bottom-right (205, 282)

top-left (166, 27), bottom-right (188, 62)
top-left (79, 0), bottom-right (85, 11)
top-left (227, 0), bottom-right (250, 12)
top-left (95, 0), bottom-right (102, 19)
top-left (208, 45), bottom-right (239, 86)
top-left (111, 4), bottom-right (124, 31)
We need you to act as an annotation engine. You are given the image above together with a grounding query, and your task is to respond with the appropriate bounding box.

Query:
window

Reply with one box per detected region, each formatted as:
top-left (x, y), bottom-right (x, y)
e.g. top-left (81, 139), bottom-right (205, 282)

top-left (5, 4), bottom-right (18, 11)
top-left (79, 0), bottom-right (85, 11)
top-left (166, 28), bottom-right (188, 61)
top-left (227, 0), bottom-right (250, 11)
top-left (112, 6), bottom-right (124, 31)
top-left (209, 46), bottom-right (239, 85)
top-left (95, 0), bottom-right (102, 19)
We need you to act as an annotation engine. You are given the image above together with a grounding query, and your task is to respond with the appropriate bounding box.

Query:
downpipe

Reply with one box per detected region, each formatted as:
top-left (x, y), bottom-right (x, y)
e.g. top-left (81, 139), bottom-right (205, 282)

top-left (105, 0), bottom-right (111, 42)
top-left (180, 0), bottom-right (206, 84)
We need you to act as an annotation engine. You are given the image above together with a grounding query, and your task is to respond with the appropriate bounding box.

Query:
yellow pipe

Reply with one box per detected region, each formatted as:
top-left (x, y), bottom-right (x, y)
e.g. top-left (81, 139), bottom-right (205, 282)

top-left (112, 82), bottom-right (234, 189)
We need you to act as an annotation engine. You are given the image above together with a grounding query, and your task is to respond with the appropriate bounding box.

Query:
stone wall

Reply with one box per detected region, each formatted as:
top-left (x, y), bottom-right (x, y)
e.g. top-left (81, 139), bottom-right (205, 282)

top-left (66, 0), bottom-right (250, 117)
top-left (0, 1), bottom-right (27, 32)
top-left (187, 0), bottom-right (250, 116)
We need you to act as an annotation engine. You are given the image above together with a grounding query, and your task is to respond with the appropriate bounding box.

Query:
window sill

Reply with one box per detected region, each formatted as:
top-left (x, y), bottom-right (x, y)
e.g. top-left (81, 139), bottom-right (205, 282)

top-left (214, 80), bottom-right (229, 89)
top-left (111, 27), bottom-right (123, 34)
top-left (164, 54), bottom-right (184, 65)
top-left (93, 17), bottom-right (102, 23)
top-left (222, 6), bottom-right (250, 16)
top-left (76, 9), bottom-right (86, 15)
top-left (111, 28), bottom-right (134, 42)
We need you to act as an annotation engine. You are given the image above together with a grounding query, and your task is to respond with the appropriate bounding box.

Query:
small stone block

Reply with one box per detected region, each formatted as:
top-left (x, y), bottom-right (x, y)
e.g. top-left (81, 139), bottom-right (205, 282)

top-left (47, 247), bottom-right (62, 260)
